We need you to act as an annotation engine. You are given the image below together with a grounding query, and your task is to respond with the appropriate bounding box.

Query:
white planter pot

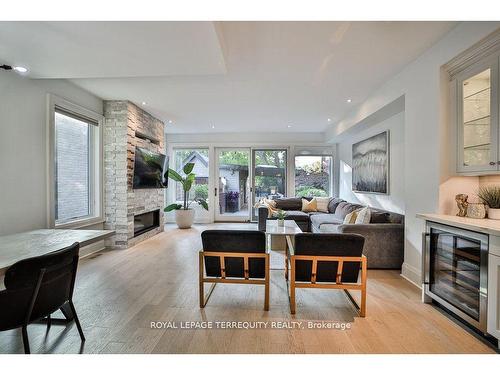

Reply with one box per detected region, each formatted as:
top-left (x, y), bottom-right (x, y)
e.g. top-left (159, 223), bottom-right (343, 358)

top-left (277, 219), bottom-right (285, 227)
top-left (488, 208), bottom-right (500, 220)
top-left (175, 209), bottom-right (195, 229)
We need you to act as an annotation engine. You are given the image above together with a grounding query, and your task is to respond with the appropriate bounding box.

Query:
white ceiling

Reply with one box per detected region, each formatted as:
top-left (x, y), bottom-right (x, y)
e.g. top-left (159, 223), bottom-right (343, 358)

top-left (0, 22), bottom-right (226, 78)
top-left (0, 21), bottom-right (457, 133)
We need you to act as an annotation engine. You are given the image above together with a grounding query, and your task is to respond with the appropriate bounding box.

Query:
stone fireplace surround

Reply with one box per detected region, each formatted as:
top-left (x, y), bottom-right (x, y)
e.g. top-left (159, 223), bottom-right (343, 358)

top-left (103, 101), bottom-right (165, 249)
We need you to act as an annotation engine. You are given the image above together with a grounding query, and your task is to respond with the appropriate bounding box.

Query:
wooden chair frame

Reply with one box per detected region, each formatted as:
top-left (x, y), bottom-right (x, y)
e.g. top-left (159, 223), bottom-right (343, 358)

top-left (199, 251), bottom-right (270, 311)
top-left (285, 236), bottom-right (367, 317)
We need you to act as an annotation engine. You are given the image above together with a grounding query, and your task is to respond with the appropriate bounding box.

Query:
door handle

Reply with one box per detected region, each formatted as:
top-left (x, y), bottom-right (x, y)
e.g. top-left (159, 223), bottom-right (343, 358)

top-left (214, 188), bottom-right (217, 196)
top-left (422, 232), bottom-right (430, 284)
top-left (490, 161), bottom-right (496, 166)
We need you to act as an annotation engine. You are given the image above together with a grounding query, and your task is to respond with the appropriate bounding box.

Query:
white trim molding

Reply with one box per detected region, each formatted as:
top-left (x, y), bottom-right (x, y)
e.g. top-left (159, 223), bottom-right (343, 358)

top-left (444, 27), bottom-right (500, 79)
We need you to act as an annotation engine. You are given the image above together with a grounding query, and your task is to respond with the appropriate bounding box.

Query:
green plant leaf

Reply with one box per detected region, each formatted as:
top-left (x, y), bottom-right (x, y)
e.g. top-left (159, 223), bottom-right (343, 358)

top-left (196, 199), bottom-right (209, 211)
top-left (164, 203), bottom-right (182, 212)
top-left (183, 162), bottom-right (195, 175)
top-left (183, 179), bottom-right (193, 192)
top-left (478, 186), bottom-right (500, 209)
top-left (168, 168), bottom-right (183, 182)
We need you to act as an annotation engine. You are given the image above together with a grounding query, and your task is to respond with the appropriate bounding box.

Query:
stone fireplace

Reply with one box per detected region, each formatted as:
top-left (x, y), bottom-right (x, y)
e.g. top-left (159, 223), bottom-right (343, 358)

top-left (103, 101), bottom-right (165, 249)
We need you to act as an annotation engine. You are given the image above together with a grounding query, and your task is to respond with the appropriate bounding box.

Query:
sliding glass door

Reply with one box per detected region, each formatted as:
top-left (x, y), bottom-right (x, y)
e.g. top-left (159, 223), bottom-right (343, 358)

top-left (167, 148), bottom-right (211, 222)
top-left (215, 148), bottom-right (251, 221)
top-left (251, 149), bottom-right (287, 221)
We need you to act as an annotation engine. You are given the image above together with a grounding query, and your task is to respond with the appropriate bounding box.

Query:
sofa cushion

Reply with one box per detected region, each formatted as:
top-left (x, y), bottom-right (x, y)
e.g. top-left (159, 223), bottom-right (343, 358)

top-left (370, 211), bottom-right (390, 223)
top-left (312, 224), bottom-right (340, 233)
top-left (333, 202), bottom-right (364, 220)
top-left (328, 198), bottom-right (345, 213)
top-left (274, 198), bottom-right (303, 210)
top-left (283, 210), bottom-right (310, 221)
top-left (310, 214), bottom-right (343, 229)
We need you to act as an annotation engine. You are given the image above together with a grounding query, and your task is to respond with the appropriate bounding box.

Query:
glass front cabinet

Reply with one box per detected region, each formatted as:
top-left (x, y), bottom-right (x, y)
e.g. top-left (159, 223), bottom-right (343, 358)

top-left (456, 55), bottom-right (500, 173)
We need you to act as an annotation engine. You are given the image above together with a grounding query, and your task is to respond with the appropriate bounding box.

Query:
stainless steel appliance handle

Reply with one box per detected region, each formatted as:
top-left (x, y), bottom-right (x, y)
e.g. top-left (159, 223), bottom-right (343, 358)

top-left (422, 232), bottom-right (430, 284)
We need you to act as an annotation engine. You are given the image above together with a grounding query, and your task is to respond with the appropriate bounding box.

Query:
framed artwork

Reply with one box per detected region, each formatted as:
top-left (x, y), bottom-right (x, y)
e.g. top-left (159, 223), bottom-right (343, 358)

top-left (352, 131), bottom-right (389, 194)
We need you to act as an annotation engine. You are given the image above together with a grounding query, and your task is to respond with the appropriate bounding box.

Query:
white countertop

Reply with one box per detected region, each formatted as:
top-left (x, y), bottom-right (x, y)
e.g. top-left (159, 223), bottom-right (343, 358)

top-left (0, 229), bottom-right (115, 271)
top-left (416, 213), bottom-right (500, 237)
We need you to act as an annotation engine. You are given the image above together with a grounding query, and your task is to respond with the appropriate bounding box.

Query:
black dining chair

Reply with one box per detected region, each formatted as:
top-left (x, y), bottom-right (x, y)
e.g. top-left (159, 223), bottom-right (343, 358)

top-left (0, 242), bottom-right (85, 353)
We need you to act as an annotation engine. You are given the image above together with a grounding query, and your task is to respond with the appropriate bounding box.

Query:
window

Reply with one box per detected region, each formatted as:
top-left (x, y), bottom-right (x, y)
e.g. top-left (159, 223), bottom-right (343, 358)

top-left (294, 155), bottom-right (333, 197)
top-left (49, 95), bottom-right (103, 227)
top-left (55, 111), bottom-right (92, 222)
top-left (172, 148), bottom-right (210, 207)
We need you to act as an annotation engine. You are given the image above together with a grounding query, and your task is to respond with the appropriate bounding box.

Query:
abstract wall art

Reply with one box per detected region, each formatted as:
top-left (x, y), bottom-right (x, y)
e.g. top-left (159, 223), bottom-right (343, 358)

top-left (352, 131), bottom-right (389, 194)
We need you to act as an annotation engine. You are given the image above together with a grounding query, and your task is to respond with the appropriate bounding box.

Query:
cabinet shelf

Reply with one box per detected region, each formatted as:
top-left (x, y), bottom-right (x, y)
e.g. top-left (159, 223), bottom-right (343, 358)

top-left (463, 142), bottom-right (490, 150)
top-left (463, 114), bottom-right (491, 125)
top-left (464, 86), bottom-right (490, 100)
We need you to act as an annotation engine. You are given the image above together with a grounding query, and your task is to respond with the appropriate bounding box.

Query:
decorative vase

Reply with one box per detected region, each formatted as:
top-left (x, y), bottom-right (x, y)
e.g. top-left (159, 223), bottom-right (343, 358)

top-left (488, 207), bottom-right (500, 220)
top-left (175, 209), bottom-right (195, 229)
top-left (466, 203), bottom-right (486, 219)
top-left (278, 219), bottom-right (285, 227)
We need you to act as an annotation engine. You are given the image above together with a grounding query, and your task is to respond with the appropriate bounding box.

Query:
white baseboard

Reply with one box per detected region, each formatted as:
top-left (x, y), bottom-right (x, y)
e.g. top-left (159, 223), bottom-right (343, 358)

top-left (401, 262), bottom-right (422, 289)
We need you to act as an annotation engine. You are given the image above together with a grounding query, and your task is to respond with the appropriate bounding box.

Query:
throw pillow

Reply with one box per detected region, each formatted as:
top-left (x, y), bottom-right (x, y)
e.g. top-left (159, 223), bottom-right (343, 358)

top-left (302, 198), bottom-right (317, 212)
top-left (355, 207), bottom-right (371, 224)
top-left (343, 210), bottom-right (358, 224)
top-left (254, 198), bottom-right (277, 218)
top-left (315, 197), bottom-right (331, 213)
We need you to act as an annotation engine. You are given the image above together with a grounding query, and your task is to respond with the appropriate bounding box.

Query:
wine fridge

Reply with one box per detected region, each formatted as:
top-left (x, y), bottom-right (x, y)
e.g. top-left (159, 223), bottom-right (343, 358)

top-left (423, 222), bottom-right (488, 333)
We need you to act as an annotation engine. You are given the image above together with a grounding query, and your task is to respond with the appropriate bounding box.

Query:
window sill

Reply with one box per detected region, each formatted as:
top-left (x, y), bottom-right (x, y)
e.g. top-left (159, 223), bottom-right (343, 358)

top-left (55, 216), bottom-right (105, 230)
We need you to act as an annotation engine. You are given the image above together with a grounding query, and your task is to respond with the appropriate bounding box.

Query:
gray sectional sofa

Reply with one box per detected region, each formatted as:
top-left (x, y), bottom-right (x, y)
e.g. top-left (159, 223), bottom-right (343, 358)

top-left (258, 197), bottom-right (404, 269)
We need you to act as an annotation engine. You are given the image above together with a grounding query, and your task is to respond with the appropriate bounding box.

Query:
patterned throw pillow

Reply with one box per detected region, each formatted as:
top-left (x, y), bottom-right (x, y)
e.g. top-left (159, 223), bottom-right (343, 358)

top-left (355, 207), bottom-right (371, 224)
top-left (343, 210), bottom-right (359, 224)
top-left (315, 197), bottom-right (331, 213)
top-left (302, 198), bottom-right (317, 212)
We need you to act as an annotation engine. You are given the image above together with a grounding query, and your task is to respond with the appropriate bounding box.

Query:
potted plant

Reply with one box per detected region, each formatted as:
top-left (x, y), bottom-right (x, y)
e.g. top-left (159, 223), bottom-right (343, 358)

top-left (225, 191), bottom-right (240, 213)
top-left (274, 209), bottom-right (286, 227)
top-left (164, 162), bottom-right (208, 228)
top-left (478, 185), bottom-right (500, 220)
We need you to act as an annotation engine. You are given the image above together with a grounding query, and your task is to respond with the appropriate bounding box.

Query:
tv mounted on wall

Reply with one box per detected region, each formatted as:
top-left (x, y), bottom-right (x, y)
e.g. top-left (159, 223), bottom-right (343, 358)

top-left (133, 147), bottom-right (169, 189)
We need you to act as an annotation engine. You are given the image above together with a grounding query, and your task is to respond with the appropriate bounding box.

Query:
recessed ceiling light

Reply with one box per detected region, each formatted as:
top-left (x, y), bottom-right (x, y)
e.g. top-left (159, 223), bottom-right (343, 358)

top-left (141, 101), bottom-right (146, 105)
top-left (347, 99), bottom-right (352, 103)
top-left (168, 120), bottom-right (173, 124)
top-left (211, 125), bottom-right (215, 129)
top-left (287, 124), bottom-right (292, 128)
top-left (327, 118), bottom-right (331, 122)
top-left (1, 64), bottom-right (28, 74)
top-left (13, 66), bottom-right (28, 74)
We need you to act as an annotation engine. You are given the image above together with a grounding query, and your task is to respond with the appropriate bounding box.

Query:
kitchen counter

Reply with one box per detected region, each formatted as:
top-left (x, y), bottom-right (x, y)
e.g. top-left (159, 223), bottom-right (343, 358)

top-left (416, 213), bottom-right (500, 237)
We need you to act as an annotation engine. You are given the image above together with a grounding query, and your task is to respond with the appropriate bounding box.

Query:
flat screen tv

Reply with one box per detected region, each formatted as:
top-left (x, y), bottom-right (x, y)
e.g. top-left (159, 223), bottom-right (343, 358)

top-left (133, 147), bottom-right (169, 189)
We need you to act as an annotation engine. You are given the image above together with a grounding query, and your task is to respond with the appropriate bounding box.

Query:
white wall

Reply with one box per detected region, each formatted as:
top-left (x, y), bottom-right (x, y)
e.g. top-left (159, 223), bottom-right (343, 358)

top-left (338, 111), bottom-right (405, 214)
top-left (326, 22), bottom-right (500, 286)
top-left (0, 71), bottom-right (103, 235)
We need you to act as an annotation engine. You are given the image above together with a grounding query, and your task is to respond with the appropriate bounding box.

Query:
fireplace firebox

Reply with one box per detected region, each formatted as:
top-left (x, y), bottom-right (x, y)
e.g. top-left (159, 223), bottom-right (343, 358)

top-left (134, 210), bottom-right (160, 237)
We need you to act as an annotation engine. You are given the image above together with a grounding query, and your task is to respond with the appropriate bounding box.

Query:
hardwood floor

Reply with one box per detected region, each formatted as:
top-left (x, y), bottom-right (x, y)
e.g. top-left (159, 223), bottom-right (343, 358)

top-left (0, 223), bottom-right (496, 354)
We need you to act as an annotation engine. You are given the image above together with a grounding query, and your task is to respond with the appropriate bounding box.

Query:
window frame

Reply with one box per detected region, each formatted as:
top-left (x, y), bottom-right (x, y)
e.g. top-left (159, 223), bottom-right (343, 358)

top-left (293, 154), bottom-right (334, 198)
top-left (47, 94), bottom-right (104, 229)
